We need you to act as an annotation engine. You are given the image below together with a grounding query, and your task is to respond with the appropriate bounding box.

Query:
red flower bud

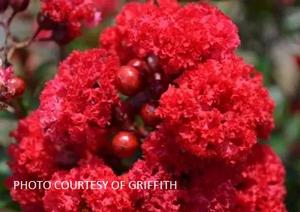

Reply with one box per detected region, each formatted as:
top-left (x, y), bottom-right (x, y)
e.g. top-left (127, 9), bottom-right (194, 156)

top-left (149, 72), bottom-right (168, 100)
top-left (112, 131), bottom-right (139, 158)
top-left (10, 0), bottom-right (30, 12)
top-left (146, 54), bottom-right (160, 72)
top-left (8, 77), bottom-right (25, 97)
top-left (0, 0), bottom-right (9, 12)
top-left (128, 59), bottom-right (150, 76)
top-left (140, 103), bottom-right (160, 126)
top-left (37, 13), bottom-right (55, 29)
top-left (116, 65), bottom-right (142, 96)
top-left (52, 24), bottom-right (73, 45)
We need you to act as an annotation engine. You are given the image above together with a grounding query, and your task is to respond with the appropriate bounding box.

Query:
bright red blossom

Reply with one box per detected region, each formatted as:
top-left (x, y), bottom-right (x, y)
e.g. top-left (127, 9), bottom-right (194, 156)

top-left (142, 127), bottom-right (203, 173)
top-left (179, 144), bottom-right (286, 211)
top-left (101, 1), bottom-right (240, 74)
top-left (157, 55), bottom-right (274, 162)
top-left (8, 112), bottom-right (56, 180)
top-left (43, 158), bottom-right (132, 212)
top-left (7, 0), bottom-right (286, 211)
top-left (7, 113), bottom-right (54, 210)
top-left (39, 49), bottom-right (120, 150)
top-left (124, 160), bottom-right (180, 212)
top-left (7, 49), bottom-right (121, 211)
top-left (235, 144), bottom-right (286, 211)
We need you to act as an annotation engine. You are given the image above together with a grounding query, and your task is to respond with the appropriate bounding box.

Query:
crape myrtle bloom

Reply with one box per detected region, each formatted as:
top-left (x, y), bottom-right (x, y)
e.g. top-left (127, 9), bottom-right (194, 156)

top-left (7, 112), bottom-right (90, 210)
top-left (142, 129), bottom-right (236, 209)
top-left (43, 158), bottom-right (133, 212)
top-left (142, 127), bottom-right (202, 173)
top-left (7, 49), bottom-right (120, 211)
top-left (143, 131), bottom-right (285, 211)
top-left (234, 144), bottom-right (286, 211)
top-left (39, 49), bottom-right (120, 150)
top-left (39, 0), bottom-right (101, 43)
top-left (123, 160), bottom-right (180, 212)
top-left (7, 112), bottom-right (55, 210)
top-left (8, 112), bottom-right (57, 180)
top-left (6, 173), bottom-right (45, 212)
top-left (100, 0), bottom-right (240, 74)
top-left (8, 49), bottom-right (121, 177)
top-left (6, 0), bottom-right (286, 211)
top-left (179, 161), bottom-right (237, 211)
top-left (179, 144), bottom-right (286, 212)
top-left (157, 55), bottom-right (274, 162)
top-left (6, 173), bottom-right (44, 212)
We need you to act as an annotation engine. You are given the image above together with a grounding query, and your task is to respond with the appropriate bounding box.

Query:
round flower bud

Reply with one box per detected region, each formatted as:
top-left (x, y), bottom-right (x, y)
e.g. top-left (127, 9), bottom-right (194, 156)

top-left (112, 131), bottom-right (139, 158)
top-left (0, 0), bottom-right (9, 12)
top-left (128, 59), bottom-right (150, 76)
top-left (52, 24), bottom-right (72, 45)
top-left (149, 72), bottom-right (168, 100)
top-left (37, 13), bottom-right (55, 29)
top-left (140, 103), bottom-right (160, 126)
top-left (8, 77), bottom-right (25, 97)
top-left (10, 0), bottom-right (30, 12)
top-left (146, 54), bottom-right (160, 72)
top-left (116, 65), bottom-right (142, 96)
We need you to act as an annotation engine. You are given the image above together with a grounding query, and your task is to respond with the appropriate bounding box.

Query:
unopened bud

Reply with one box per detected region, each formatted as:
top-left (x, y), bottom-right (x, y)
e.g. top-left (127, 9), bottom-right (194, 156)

top-left (52, 24), bottom-right (73, 45)
top-left (8, 77), bottom-right (25, 97)
top-left (10, 0), bottom-right (30, 12)
top-left (0, 0), bottom-right (9, 12)
top-left (37, 13), bottom-right (55, 29)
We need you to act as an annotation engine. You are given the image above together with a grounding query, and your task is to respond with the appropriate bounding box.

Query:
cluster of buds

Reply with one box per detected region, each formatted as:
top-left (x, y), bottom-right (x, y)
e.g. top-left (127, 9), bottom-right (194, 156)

top-left (36, 13), bottom-right (72, 45)
top-left (37, 0), bottom-right (102, 44)
top-left (111, 55), bottom-right (170, 158)
top-left (0, 0), bottom-right (30, 13)
top-left (0, 62), bottom-right (25, 110)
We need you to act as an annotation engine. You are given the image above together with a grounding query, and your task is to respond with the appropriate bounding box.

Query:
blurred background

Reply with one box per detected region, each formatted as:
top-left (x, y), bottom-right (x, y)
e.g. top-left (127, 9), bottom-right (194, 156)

top-left (0, 0), bottom-right (300, 211)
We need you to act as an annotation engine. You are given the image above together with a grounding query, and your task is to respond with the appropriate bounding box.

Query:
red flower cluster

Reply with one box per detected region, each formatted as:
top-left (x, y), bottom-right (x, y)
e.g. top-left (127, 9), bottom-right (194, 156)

top-left (157, 55), bottom-right (274, 162)
top-left (39, 49), bottom-right (119, 150)
top-left (7, 0), bottom-right (286, 211)
top-left (100, 0), bottom-right (240, 74)
top-left (43, 158), bottom-right (132, 212)
top-left (40, 0), bottom-right (101, 43)
top-left (179, 144), bottom-right (286, 211)
top-left (124, 160), bottom-right (180, 211)
top-left (7, 49), bottom-right (122, 211)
